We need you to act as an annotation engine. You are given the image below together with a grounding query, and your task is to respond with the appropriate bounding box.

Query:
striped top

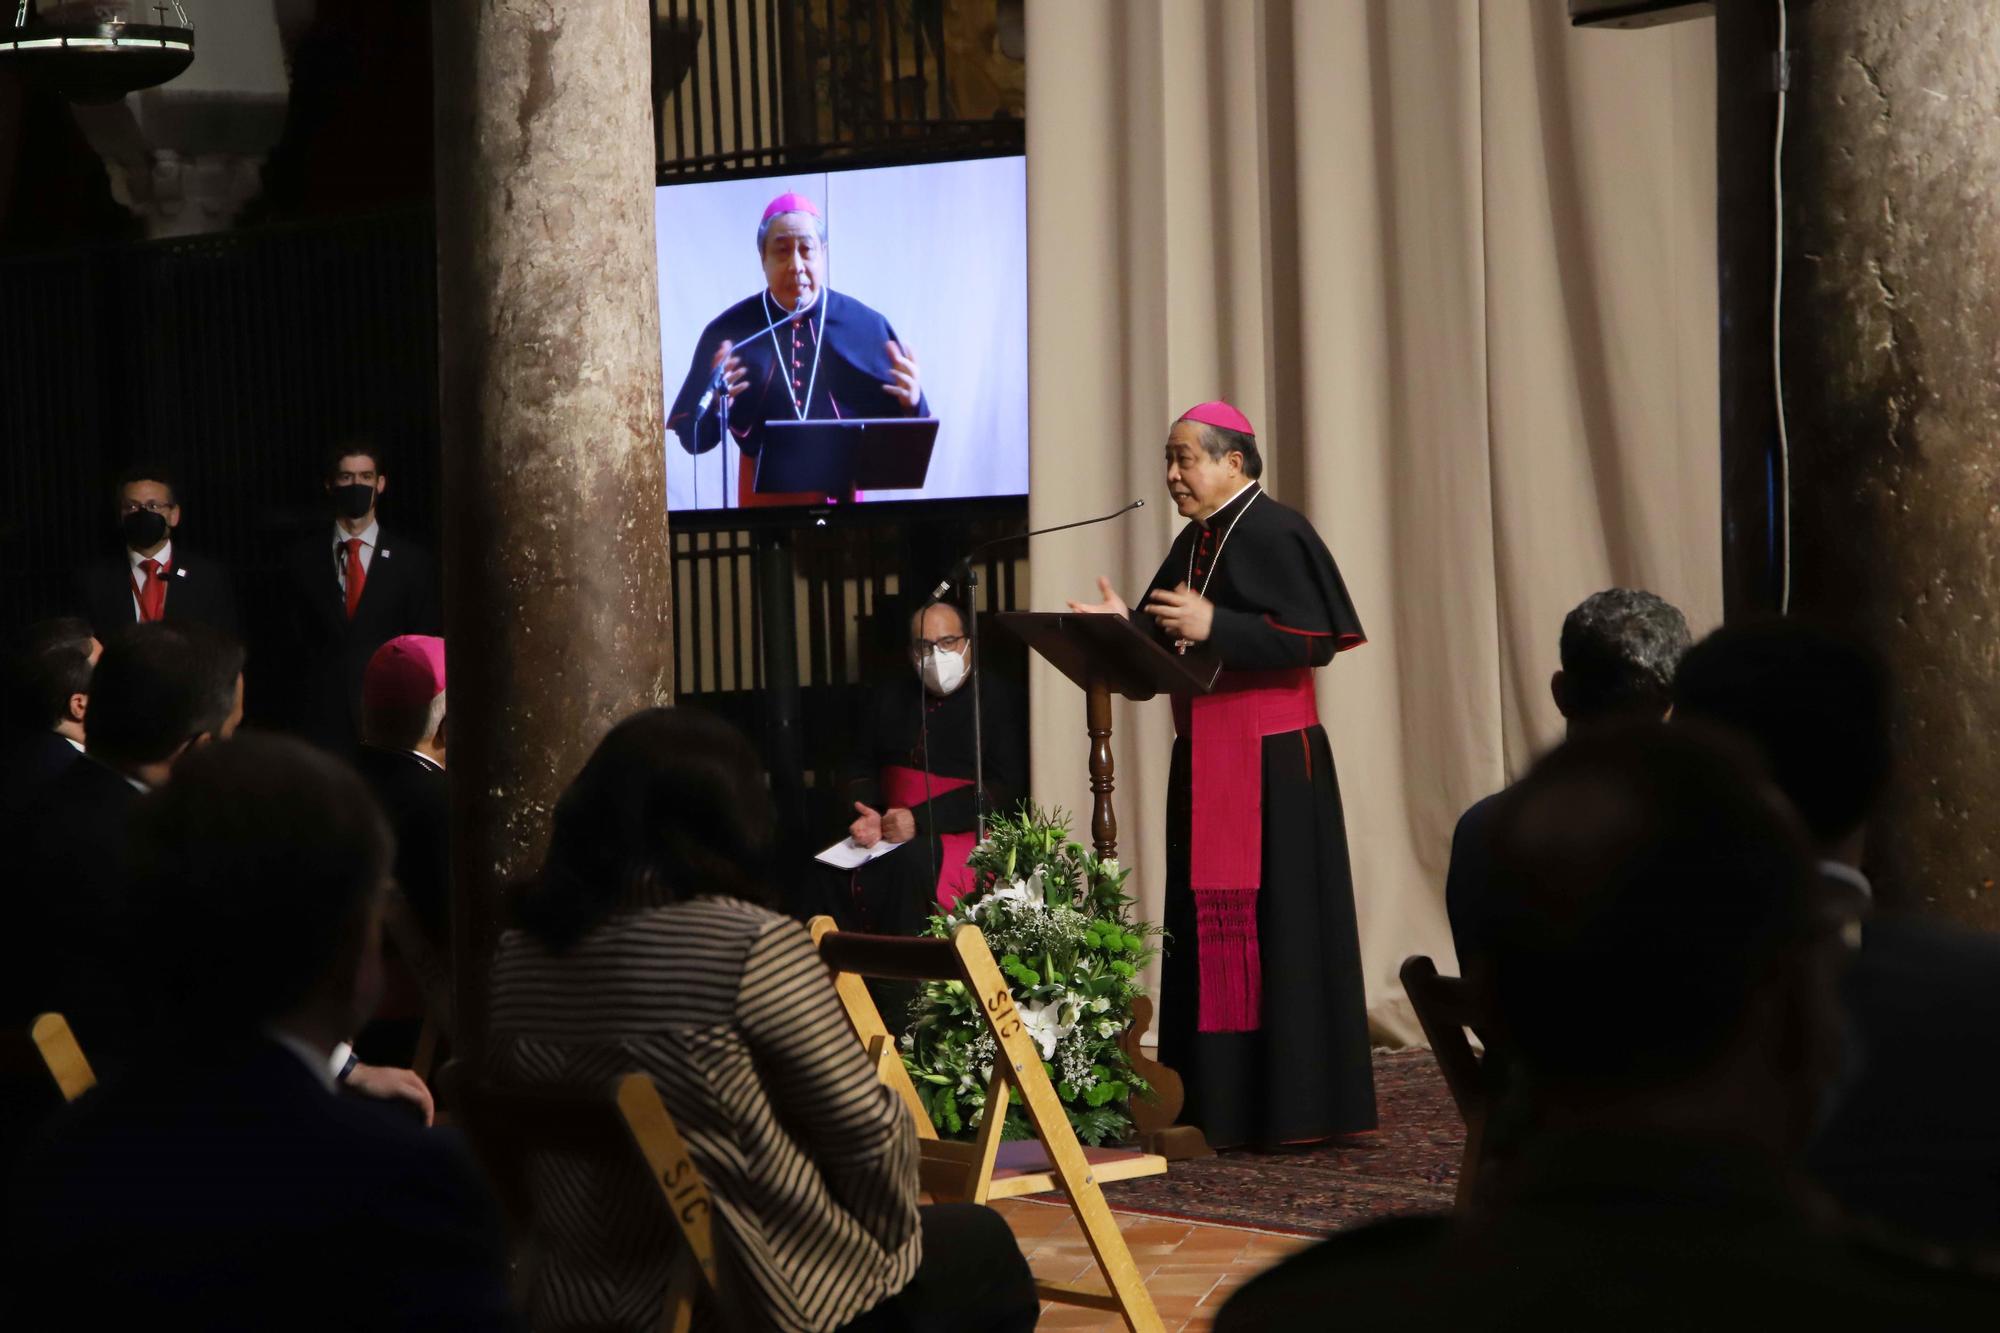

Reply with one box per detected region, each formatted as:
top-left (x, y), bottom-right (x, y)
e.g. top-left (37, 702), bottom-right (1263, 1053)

top-left (487, 897), bottom-right (921, 1332)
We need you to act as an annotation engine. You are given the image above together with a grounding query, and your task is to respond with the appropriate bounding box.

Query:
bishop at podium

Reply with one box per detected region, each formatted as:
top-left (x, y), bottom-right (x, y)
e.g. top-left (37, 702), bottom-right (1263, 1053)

top-left (1068, 401), bottom-right (1375, 1149)
top-left (667, 192), bottom-right (928, 508)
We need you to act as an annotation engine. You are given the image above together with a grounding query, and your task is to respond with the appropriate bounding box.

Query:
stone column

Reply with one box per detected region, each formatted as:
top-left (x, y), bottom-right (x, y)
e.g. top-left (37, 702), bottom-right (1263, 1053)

top-left (1775, 1), bottom-right (2000, 923)
top-left (433, 0), bottom-right (675, 1047)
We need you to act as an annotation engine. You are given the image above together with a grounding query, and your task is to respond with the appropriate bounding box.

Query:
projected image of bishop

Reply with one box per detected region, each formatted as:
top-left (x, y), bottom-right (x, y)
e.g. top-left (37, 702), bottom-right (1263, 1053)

top-left (668, 192), bottom-right (928, 508)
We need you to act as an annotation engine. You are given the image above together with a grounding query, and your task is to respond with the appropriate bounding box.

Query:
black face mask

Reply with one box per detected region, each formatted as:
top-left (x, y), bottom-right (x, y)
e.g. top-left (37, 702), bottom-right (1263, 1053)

top-left (333, 483), bottom-right (377, 521)
top-left (121, 509), bottom-right (169, 549)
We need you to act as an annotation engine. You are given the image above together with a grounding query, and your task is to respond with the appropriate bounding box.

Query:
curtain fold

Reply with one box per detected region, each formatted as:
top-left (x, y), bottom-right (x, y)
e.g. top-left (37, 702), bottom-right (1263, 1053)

top-left (1024, 0), bottom-right (1717, 1043)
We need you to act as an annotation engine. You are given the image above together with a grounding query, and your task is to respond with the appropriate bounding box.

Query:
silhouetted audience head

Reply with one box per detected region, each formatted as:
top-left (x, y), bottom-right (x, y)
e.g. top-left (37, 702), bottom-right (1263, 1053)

top-left (516, 708), bottom-right (775, 951)
top-left (85, 622), bottom-right (245, 771)
top-left (1484, 722), bottom-right (1842, 1136)
top-left (361, 634), bottom-right (447, 757)
top-left (128, 734), bottom-right (392, 1037)
top-left (1672, 618), bottom-right (1891, 854)
top-left (1554, 588), bottom-right (1692, 727)
top-left (8, 616), bottom-right (99, 736)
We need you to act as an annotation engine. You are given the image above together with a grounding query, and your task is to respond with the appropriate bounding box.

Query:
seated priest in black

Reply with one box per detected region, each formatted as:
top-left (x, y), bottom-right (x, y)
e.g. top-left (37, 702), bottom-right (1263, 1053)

top-left (72, 464), bottom-right (241, 642)
top-left (279, 442), bottom-right (442, 755)
top-left (1067, 400), bottom-right (1373, 1150)
top-left (821, 599), bottom-right (1025, 939)
top-left (351, 635), bottom-right (449, 1068)
top-left (667, 191), bottom-right (927, 509)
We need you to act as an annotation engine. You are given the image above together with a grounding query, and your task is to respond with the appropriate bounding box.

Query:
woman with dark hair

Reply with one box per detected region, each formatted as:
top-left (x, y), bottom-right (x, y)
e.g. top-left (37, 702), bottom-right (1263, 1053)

top-left (487, 708), bottom-right (1036, 1333)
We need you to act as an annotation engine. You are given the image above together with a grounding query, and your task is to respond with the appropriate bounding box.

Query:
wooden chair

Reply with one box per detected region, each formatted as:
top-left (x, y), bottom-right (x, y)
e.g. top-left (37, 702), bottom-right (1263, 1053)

top-left (810, 916), bottom-right (1168, 1333)
top-left (450, 1063), bottom-right (720, 1333)
top-left (0, 1013), bottom-right (98, 1103)
top-left (1400, 954), bottom-right (1487, 1208)
top-left (382, 887), bottom-right (454, 1082)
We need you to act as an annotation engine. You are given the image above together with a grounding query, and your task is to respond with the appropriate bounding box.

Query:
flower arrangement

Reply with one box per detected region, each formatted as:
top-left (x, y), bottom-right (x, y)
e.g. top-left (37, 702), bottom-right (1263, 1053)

top-left (899, 806), bottom-right (1161, 1146)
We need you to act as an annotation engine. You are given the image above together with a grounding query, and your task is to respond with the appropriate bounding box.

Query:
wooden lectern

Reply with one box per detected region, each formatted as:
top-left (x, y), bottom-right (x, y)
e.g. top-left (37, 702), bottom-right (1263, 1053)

top-left (992, 610), bottom-right (1220, 1162)
top-left (992, 611), bottom-right (1220, 859)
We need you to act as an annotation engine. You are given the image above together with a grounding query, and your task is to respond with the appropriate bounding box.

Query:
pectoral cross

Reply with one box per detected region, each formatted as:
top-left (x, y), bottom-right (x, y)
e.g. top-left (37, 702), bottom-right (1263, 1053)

top-left (1175, 638), bottom-right (1192, 655)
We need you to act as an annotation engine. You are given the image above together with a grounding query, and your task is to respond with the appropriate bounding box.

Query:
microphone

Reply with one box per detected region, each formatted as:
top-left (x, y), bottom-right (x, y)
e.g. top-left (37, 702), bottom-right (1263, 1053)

top-left (931, 500), bottom-right (1144, 599)
top-left (693, 290), bottom-right (819, 420)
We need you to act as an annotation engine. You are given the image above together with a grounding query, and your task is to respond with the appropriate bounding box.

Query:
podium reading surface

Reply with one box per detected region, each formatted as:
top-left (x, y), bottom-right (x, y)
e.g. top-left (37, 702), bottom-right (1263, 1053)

top-left (754, 417), bottom-right (940, 495)
top-left (991, 611), bottom-right (1221, 700)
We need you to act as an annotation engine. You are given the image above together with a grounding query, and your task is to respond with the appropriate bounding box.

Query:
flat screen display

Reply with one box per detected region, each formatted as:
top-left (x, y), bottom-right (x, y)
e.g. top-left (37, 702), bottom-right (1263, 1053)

top-left (655, 155), bottom-right (1029, 514)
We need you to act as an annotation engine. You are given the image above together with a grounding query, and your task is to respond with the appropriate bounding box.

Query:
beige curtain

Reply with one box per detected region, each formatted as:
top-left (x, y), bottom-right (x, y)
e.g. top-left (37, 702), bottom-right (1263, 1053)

top-left (1022, 0), bottom-right (1719, 1044)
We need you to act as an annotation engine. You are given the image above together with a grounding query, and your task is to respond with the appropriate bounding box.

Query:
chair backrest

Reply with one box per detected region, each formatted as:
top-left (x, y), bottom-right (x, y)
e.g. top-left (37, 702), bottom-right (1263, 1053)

top-left (811, 917), bottom-right (1168, 1332)
top-left (382, 887), bottom-right (453, 1081)
top-left (1401, 955), bottom-right (1484, 1117)
top-left (447, 1061), bottom-right (720, 1333)
top-left (0, 1013), bottom-right (98, 1103)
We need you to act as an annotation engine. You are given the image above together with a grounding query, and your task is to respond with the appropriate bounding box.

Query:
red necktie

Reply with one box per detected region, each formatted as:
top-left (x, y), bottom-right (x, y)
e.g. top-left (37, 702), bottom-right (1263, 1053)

top-left (137, 558), bottom-right (168, 622)
top-left (343, 538), bottom-right (367, 619)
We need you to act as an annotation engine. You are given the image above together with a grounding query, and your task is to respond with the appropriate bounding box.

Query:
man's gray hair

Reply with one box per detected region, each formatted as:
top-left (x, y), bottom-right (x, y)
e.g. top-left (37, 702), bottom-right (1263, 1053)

top-left (755, 208), bottom-right (827, 257)
top-left (1195, 423), bottom-right (1264, 481)
top-left (1558, 588), bottom-right (1692, 721)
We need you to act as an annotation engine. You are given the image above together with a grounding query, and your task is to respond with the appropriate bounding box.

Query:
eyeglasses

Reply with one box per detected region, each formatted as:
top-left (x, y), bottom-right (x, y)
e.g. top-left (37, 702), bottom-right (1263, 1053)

top-left (118, 499), bottom-right (173, 515)
top-left (914, 635), bottom-right (967, 655)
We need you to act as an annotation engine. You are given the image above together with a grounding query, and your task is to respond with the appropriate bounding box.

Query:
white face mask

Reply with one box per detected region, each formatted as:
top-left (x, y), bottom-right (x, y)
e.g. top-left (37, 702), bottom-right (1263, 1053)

top-left (918, 645), bottom-right (969, 696)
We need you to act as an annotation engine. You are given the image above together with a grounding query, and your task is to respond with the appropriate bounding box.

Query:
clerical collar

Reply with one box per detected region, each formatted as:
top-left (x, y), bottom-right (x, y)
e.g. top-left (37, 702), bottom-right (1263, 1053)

top-left (1197, 480), bottom-right (1260, 532)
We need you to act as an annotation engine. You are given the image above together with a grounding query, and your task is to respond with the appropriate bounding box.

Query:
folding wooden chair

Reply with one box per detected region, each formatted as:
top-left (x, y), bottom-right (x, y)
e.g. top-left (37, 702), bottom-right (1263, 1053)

top-left (450, 1063), bottom-right (720, 1333)
top-left (1400, 954), bottom-right (1487, 1209)
top-left (0, 1013), bottom-right (98, 1103)
top-left (811, 916), bottom-right (1168, 1333)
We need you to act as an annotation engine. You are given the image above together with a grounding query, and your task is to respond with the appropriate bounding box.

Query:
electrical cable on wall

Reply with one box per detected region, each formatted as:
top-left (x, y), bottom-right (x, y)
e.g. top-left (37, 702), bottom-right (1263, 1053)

top-left (1774, 0), bottom-right (1792, 613)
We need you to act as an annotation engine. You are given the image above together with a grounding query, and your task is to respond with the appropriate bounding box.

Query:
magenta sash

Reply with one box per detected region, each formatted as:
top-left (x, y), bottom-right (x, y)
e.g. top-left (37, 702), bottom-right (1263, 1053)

top-left (1171, 668), bottom-right (1319, 1033)
top-left (880, 764), bottom-right (978, 908)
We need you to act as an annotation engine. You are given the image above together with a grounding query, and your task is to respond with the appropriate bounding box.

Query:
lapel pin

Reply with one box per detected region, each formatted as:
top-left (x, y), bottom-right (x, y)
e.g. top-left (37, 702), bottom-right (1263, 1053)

top-left (175, 567), bottom-right (188, 578)
top-left (380, 549), bottom-right (392, 559)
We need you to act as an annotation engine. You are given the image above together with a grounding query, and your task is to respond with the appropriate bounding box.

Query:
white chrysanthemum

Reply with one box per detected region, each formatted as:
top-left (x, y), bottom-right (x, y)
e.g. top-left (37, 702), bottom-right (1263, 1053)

top-left (1090, 996), bottom-right (1111, 1013)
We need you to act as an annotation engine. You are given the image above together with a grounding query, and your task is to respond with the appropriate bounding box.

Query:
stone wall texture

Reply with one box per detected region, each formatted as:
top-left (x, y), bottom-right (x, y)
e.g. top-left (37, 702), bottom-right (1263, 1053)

top-left (433, 0), bottom-right (675, 1015)
top-left (1783, 0), bottom-right (2000, 922)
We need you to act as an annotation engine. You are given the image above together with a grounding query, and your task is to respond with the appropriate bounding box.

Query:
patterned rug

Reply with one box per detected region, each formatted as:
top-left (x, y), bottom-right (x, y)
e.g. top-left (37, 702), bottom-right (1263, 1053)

top-left (1032, 1049), bottom-right (1463, 1237)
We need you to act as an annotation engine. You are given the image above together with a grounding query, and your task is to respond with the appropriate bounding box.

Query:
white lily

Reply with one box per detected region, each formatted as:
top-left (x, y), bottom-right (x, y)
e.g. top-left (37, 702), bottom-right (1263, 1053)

top-left (987, 867), bottom-right (1047, 910)
top-left (1019, 997), bottom-right (1077, 1060)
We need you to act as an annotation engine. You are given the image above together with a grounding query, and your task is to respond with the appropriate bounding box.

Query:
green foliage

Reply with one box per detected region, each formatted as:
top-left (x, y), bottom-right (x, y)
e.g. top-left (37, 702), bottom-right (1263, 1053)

top-left (900, 806), bottom-right (1162, 1146)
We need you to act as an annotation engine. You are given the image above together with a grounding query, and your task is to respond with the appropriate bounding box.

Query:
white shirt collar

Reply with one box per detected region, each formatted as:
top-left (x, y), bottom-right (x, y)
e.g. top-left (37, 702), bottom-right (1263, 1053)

top-left (334, 518), bottom-right (380, 550)
top-left (63, 736), bottom-right (85, 755)
top-left (1818, 859), bottom-right (1873, 901)
top-left (264, 1027), bottom-right (345, 1093)
top-left (127, 538), bottom-right (173, 571)
top-left (406, 750), bottom-right (444, 772)
top-left (1198, 480), bottom-right (1258, 527)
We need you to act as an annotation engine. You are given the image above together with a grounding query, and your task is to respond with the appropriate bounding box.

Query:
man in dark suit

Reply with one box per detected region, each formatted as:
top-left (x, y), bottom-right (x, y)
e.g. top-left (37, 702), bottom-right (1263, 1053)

top-left (1445, 587), bottom-right (1691, 973)
top-left (281, 442), bottom-right (442, 755)
top-left (1, 734), bottom-right (517, 1330)
top-left (1675, 619), bottom-right (2000, 1256)
top-left (71, 464), bottom-right (240, 641)
top-left (1, 617), bottom-right (99, 817)
top-left (1219, 726), bottom-right (2000, 1329)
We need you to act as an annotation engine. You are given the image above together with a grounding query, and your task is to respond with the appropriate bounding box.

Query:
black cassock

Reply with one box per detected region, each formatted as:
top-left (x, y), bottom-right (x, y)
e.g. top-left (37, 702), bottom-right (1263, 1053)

top-left (1135, 481), bottom-right (1376, 1148)
top-left (666, 289), bottom-right (928, 504)
top-left (817, 674), bottom-right (1026, 939)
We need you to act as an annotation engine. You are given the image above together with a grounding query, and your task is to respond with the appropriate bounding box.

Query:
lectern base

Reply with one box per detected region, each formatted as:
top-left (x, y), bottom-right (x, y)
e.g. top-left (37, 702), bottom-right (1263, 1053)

top-left (1138, 1124), bottom-right (1215, 1162)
